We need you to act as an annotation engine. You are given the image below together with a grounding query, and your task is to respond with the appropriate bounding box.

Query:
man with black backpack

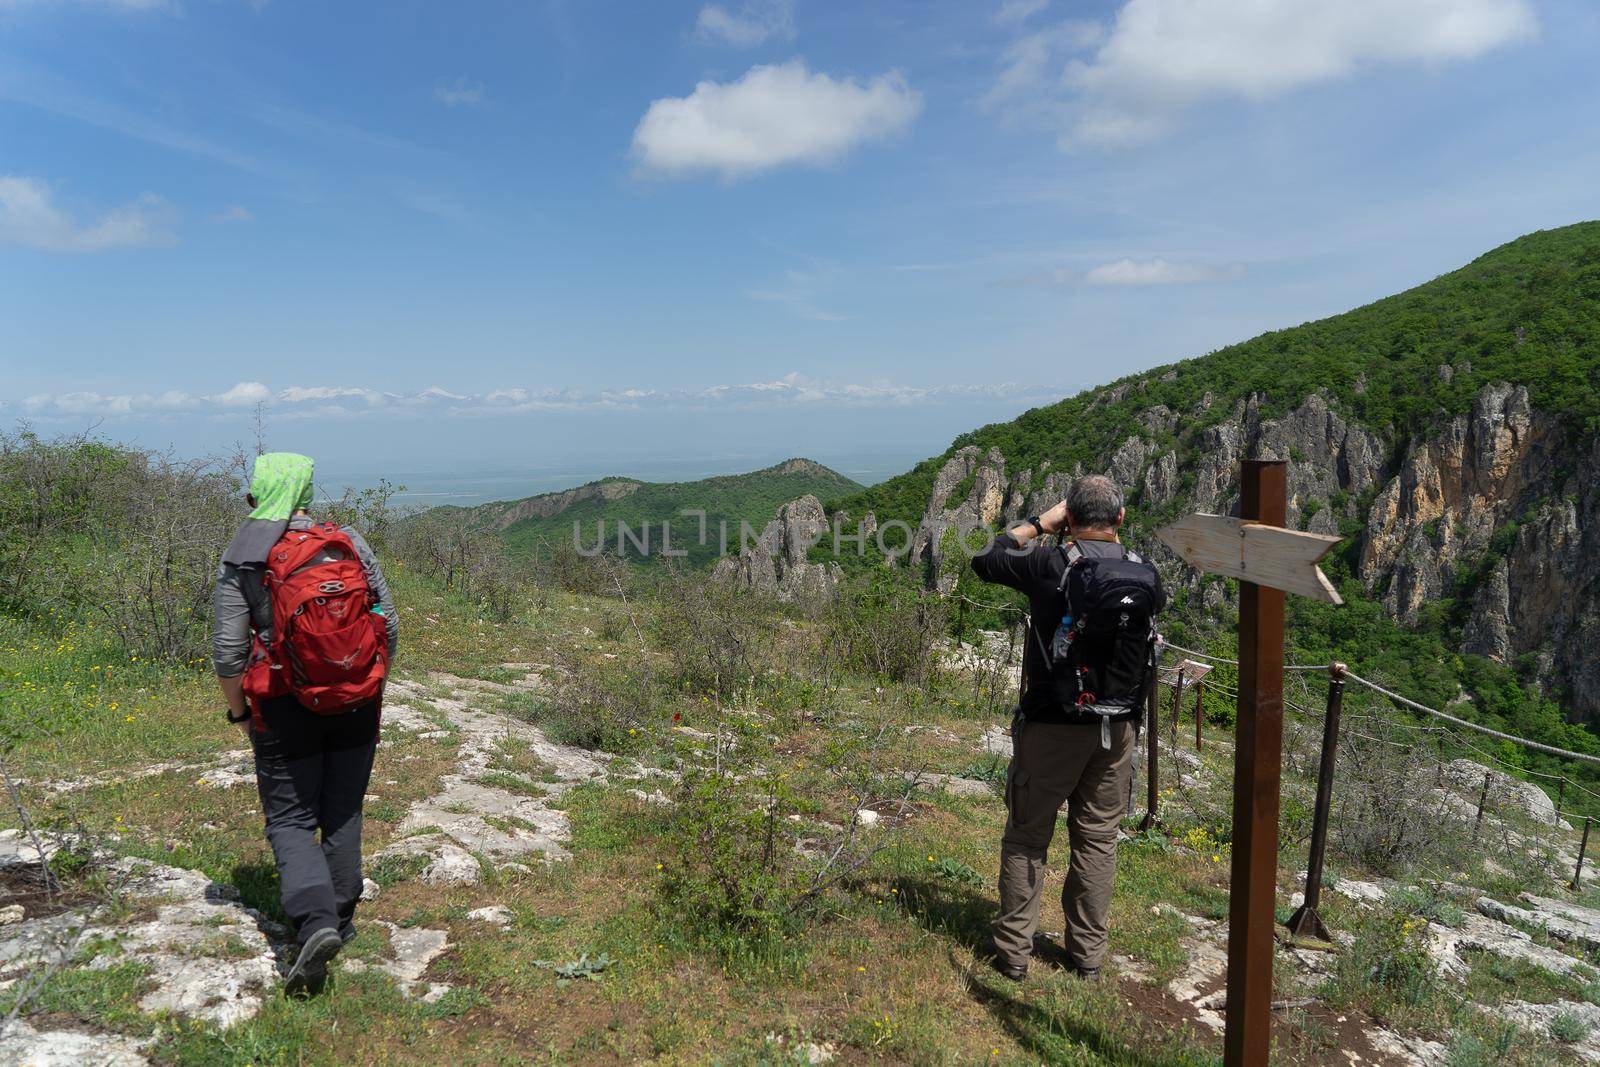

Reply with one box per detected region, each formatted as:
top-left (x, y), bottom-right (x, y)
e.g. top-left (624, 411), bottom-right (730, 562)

top-left (970, 474), bottom-right (1165, 981)
top-left (213, 452), bottom-right (398, 997)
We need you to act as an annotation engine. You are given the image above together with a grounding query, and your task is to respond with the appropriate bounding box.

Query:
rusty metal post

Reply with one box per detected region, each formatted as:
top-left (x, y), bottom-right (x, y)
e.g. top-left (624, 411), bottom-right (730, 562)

top-left (1195, 677), bottom-right (1205, 751)
top-left (1224, 460), bottom-right (1287, 1067)
top-left (1171, 664), bottom-right (1185, 744)
top-left (1287, 663), bottom-right (1346, 942)
top-left (1557, 776), bottom-right (1566, 816)
top-left (1473, 770), bottom-right (1491, 842)
top-left (1140, 668), bottom-right (1161, 830)
top-left (1575, 817), bottom-right (1592, 891)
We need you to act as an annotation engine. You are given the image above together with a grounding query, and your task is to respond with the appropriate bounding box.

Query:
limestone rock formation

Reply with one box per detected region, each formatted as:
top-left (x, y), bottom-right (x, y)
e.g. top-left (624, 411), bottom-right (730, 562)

top-left (908, 446), bottom-right (1007, 594)
top-left (892, 379), bottom-right (1599, 719)
top-left (711, 494), bottom-right (844, 602)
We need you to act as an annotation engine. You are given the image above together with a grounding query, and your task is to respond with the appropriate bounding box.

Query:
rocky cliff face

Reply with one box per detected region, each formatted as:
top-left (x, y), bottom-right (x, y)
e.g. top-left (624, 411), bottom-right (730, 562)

top-left (711, 494), bottom-right (843, 603)
top-left (910, 380), bottom-right (1600, 721)
top-left (474, 481), bottom-right (643, 531)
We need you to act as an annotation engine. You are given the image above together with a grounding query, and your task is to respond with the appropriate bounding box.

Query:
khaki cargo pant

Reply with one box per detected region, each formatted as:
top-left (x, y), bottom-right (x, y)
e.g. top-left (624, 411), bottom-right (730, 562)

top-left (993, 717), bottom-right (1135, 972)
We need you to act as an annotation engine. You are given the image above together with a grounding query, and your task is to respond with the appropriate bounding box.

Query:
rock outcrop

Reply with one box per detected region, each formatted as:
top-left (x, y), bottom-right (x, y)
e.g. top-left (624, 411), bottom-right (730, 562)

top-left (711, 494), bottom-right (843, 602)
top-left (479, 480), bottom-right (643, 531)
top-left (907, 446), bottom-right (1007, 594)
top-left (895, 379), bottom-right (1600, 720)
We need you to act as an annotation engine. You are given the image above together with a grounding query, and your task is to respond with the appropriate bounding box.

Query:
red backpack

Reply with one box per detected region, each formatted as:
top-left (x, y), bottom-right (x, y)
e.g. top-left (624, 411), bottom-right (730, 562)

top-left (242, 522), bottom-right (388, 714)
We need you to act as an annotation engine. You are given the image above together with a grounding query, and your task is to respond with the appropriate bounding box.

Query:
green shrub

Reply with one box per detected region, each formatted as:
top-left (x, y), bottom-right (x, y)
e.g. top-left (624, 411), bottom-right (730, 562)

top-left (1391, 884), bottom-right (1467, 928)
top-left (531, 661), bottom-right (655, 753)
top-left (1550, 1008), bottom-right (1592, 1043)
top-left (1338, 910), bottom-right (1437, 1008)
top-left (651, 567), bottom-right (767, 699)
top-left (818, 572), bottom-right (947, 686)
top-left (656, 769), bottom-right (811, 949)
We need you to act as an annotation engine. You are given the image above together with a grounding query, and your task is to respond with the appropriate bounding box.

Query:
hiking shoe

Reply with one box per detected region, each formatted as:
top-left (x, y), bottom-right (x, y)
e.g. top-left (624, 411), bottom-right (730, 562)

top-left (284, 927), bottom-right (343, 998)
top-left (1067, 962), bottom-right (1101, 982)
top-left (339, 922), bottom-right (358, 946)
top-left (994, 959), bottom-right (1027, 982)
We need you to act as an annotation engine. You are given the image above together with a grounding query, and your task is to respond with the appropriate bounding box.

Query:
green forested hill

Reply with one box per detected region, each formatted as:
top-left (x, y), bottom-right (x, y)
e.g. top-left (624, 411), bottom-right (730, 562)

top-left (436, 458), bottom-right (861, 566)
top-left (838, 221), bottom-right (1600, 532)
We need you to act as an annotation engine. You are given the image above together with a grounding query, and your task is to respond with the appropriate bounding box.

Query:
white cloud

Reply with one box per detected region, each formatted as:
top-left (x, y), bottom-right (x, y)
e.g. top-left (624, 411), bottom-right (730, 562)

top-left (15, 376), bottom-right (1070, 421)
top-left (994, 0), bottom-right (1047, 25)
top-left (213, 381), bottom-right (272, 407)
top-left (987, 0), bottom-right (1538, 148)
top-left (211, 205), bottom-right (254, 223)
top-left (631, 60), bottom-right (922, 180)
top-left (277, 386), bottom-right (382, 404)
top-left (0, 177), bottom-right (176, 253)
top-left (433, 78), bottom-right (485, 107)
top-left (693, 0), bottom-right (794, 47)
top-left (1083, 258), bottom-right (1246, 285)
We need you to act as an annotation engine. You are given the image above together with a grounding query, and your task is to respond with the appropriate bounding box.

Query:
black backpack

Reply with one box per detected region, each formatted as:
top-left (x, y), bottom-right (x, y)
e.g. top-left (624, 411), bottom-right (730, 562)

top-left (1036, 542), bottom-right (1161, 746)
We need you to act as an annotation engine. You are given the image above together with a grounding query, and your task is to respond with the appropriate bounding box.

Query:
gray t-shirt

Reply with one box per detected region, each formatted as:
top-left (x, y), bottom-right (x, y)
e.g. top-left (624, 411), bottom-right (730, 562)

top-left (212, 516), bottom-right (398, 677)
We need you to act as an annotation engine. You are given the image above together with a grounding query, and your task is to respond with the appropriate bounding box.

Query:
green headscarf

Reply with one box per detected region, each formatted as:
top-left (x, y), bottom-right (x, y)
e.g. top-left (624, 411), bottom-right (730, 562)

top-left (248, 452), bottom-right (315, 521)
top-left (221, 451), bottom-right (317, 566)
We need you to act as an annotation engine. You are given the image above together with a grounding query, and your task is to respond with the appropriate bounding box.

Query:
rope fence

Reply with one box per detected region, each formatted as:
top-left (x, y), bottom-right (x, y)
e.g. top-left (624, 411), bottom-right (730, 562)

top-left (1125, 639), bottom-right (1600, 923)
top-left (1155, 638), bottom-right (1600, 770)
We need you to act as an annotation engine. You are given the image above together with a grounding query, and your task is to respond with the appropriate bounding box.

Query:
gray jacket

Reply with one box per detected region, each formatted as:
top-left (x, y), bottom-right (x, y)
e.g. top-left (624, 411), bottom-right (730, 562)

top-left (212, 516), bottom-right (398, 677)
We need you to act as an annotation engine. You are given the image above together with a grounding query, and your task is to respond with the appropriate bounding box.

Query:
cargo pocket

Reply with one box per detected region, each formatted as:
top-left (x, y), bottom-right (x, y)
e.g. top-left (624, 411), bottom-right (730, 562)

top-left (1006, 769), bottom-right (1030, 830)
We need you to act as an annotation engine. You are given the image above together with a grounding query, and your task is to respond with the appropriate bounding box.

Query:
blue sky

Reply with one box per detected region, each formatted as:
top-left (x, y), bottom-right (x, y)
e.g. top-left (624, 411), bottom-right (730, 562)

top-left (3, 0), bottom-right (1597, 500)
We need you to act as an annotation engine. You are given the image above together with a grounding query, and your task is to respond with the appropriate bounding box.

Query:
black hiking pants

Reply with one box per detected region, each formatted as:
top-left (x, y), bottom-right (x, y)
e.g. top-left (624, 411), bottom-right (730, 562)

top-left (251, 697), bottom-right (379, 946)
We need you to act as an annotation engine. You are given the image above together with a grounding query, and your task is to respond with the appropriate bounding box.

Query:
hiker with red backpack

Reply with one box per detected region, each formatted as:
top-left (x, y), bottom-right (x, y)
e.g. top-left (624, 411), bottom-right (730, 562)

top-left (970, 474), bottom-right (1165, 983)
top-left (212, 452), bottom-right (397, 997)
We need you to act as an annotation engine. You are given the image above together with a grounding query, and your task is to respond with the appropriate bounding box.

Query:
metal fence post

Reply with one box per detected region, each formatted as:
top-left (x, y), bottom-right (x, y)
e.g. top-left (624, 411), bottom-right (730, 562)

top-left (1287, 663), bottom-right (1345, 942)
top-left (1473, 770), bottom-right (1491, 842)
top-left (1195, 677), bottom-right (1205, 751)
top-left (1140, 668), bottom-right (1161, 830)
top-left (1557, 776), bottom-right (1566, 817)
top-left (1171, 664), bottom-right (1185, 745)
top-left (1575, 816), bottom-right (1592, 891)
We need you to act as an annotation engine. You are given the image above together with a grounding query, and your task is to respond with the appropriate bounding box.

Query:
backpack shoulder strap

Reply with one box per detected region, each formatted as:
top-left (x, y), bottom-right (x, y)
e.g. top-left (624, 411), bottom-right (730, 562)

top-left (1055, 540), bottom-right (1084, 594)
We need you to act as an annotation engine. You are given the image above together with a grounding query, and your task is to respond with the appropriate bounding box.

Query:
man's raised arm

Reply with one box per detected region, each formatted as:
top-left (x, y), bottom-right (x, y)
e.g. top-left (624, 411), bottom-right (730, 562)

top-left (970, 500), bottom-right (1068, 589)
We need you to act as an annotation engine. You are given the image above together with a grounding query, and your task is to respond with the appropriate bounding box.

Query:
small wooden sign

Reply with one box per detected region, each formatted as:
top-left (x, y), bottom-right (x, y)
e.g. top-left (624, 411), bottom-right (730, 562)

top-left (1160, 659), bottom-right (1212, 687)
top-left (1156, 514), bottom-right (1343, 605)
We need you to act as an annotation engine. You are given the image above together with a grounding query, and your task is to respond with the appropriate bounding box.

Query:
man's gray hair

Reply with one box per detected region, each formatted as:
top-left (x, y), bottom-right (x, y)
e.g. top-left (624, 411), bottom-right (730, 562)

top-left (1067, 474), bottom-right (1125, 529)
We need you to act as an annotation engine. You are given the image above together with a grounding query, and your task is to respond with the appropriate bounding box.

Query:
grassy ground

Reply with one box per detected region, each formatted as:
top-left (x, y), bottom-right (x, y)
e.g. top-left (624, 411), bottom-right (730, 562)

top-left (3, 565), bottom-right (1597, 1065)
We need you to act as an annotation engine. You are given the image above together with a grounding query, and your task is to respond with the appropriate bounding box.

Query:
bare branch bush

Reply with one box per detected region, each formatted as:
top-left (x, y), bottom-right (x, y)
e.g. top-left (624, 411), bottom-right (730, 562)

top-left (394, 511), bottom-right (526, 623)
top-left (321, 478), bottom-right (406, 553)
top-left (89, 454), bottom-right (240, 664)
top-left (1329, 715), bottom-right (1474, 878)
top-left (818, 573), bottom-right (948, 687)
top-left (651, 562), bottom-right (768, 700)
top-left (0, 427), bottom-right (137, 611)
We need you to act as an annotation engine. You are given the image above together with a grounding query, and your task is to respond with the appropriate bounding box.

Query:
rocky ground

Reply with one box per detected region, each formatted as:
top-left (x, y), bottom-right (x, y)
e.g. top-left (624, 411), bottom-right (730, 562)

top-left (4, 620), bottom-right (1598, 1064)
top-left (0, 664), bottom-right (645, 1065)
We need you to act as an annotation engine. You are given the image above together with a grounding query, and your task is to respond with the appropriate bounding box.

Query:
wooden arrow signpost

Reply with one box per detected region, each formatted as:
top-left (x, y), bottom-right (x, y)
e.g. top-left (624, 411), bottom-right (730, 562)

top-left (1156, 460), bottom-right (1343, 1067)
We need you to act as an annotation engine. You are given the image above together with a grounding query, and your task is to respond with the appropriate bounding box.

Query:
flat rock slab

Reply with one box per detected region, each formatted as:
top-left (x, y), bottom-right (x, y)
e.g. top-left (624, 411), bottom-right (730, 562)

top-left (1164, 917), bottom-right (1228, 1032)
top-left (0, 830), bottom-right (284, 1045)
top-left (34, 751), bottom-right (255, 795)
top-left (1496, 999), bottom-right (1600, 1062)
top-left (1364, 1027), bottom-right (1450, 1066)
top-left (0, 1019), bottom-right (152, 1066)
top-left (377, 671), bottom-right (615, 881)
top-left (1428, 910), bottom-right (1590, 979)
top-left (979, 725), bottom-right (1013, 759)
top-left (343, 921), bottom-right (453, 1003)
top-left (1513, 893), bottom-right (1600, 954)
top-left (922, 773), bottom-right (996, 799)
